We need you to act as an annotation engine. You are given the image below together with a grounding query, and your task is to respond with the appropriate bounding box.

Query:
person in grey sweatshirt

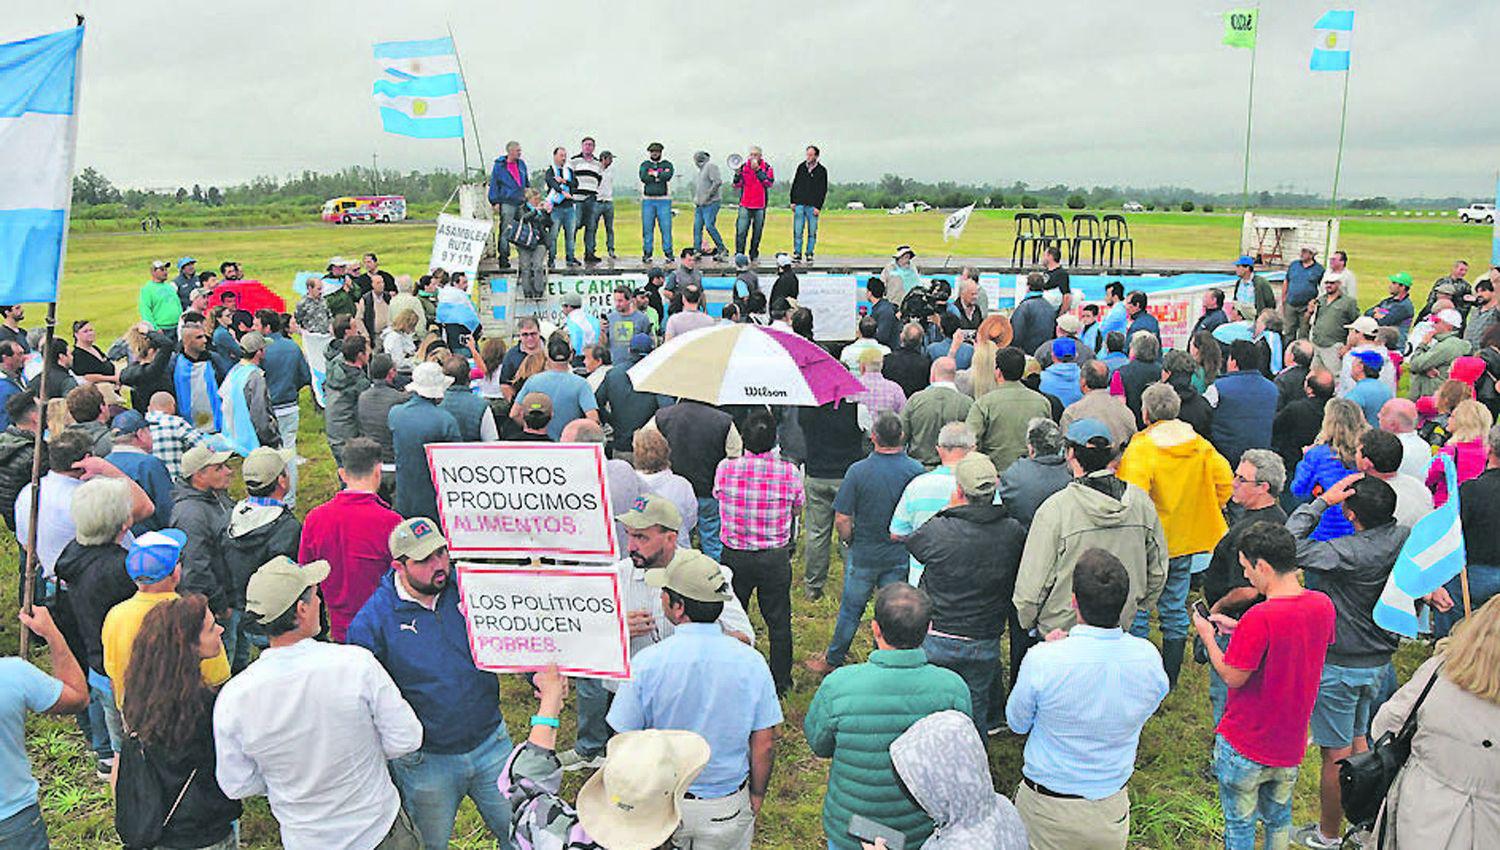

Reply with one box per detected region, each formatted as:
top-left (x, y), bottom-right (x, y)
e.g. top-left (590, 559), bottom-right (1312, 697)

top-left (889, 710), bottom-right (1029, 850)
top-left (692, 150), bottom-right (727, 259)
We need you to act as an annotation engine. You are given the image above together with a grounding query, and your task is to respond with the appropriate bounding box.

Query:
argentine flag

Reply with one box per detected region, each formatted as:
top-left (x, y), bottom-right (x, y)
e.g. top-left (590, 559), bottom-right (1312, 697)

top-left (0, 26), bottom-right (84, 305)
top-left (373, 37), bottom-right (464, 139)
top-left (1374, 454), bottom-right (1466, 637)
top-left (1310, 10), bottom-right (1354, 72)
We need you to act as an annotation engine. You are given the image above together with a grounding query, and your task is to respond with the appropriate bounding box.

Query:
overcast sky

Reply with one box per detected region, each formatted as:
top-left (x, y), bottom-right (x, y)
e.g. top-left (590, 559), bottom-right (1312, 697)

top-left (8, 1), bottom-right (1497, 197)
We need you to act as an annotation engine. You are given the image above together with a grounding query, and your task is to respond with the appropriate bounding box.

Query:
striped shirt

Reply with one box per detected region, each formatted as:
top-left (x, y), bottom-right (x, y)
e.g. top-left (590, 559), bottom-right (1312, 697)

top-left (713, 451), bottom-right (805, 551)
top-left (568, 154), bottom-right (602, 200)
top-left (890, 466), bottom-right (956, 584)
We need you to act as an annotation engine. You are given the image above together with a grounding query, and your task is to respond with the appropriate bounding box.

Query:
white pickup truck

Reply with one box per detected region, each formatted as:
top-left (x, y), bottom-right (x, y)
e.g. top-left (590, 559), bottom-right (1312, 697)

top-left (1457, 203), bottom-right (1495, 224)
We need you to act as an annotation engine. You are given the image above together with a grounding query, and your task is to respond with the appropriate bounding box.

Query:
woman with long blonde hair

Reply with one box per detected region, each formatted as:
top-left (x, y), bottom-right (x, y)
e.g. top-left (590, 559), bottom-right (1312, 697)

top-left (381, 308), bottom-right (419, 371)
top-left (966, 313), bottom-right (1014, 398)
top-left (1291, 398), bottom-right (1367, 540)
top-left (1370, 594), bottom-right (1500, 848)
top-left (1427, 399), bottom-right (1494, 506)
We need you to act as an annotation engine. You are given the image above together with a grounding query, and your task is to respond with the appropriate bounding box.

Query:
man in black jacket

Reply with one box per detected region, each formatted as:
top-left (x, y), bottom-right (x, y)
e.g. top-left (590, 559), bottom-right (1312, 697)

top-left (905, 452), bottom-right (1025, 735)
top-left (172, 444), bottom-right (235, 625)
top-left (223, 447), bottom-right (302, 672)
top-left (1162, 350), bottom-right (1213, 437)
top-left (789, 145), bottom-right (828, 263)
top-left (1275, 339), bottom-right (1314, 410)
top-left (798, 399), bottom-right (866, 600)
top-left (1272, 368), bottom-right (1334, 501)
top-left (882, 323), bottom-right (932, 399)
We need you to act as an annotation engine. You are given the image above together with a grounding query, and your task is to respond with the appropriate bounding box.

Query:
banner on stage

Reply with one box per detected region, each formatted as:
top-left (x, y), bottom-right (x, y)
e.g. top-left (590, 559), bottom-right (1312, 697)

top-left (430, 214), bottom-right (491, 276)
top-left (427, 442), bottom-right (617, 560)
top-left (799, 275), bottom-right (858, 340)
top-left (456, 564), bottom-right (631, 679)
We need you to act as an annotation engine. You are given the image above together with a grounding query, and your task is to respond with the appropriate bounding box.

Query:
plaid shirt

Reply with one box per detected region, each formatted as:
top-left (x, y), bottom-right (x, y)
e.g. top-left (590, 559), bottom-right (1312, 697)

top-left (855, 371), bottom-right (907, 429)
top-left (146, 410), bottom-right (204, 479)
top-left (713, 451), bottom-right (805, 551)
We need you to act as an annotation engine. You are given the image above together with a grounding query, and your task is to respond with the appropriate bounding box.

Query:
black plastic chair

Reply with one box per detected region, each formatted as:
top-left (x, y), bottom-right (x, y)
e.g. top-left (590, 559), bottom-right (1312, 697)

top-left (1070, 214), bottom-right (1104, 266)
top-left (1035, 213), bottom-right (1068, 263)
top-left (1011, 213), bottom-right (1039, 266)
top-left (1102, 214), bottom-right (1135, 269)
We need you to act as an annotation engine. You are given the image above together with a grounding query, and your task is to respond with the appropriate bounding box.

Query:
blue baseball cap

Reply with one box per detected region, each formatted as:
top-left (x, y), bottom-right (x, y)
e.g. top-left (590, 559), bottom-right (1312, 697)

top-left (126, 529), bottom-right (187, 583)
top-left (1052, 338), bottom-right (1077, 360)
top-left (178, 257), bottom-right (197, 268)
top-left (1234, 255), bottom-right (1256, 267)
top-left (629, 333), bottom-right (655, 356)
top-left (1353, 350), bottom-right (1385, 374)
top-left (110, 410), bottom-right (147, 438)
top-left (1065, 418), bottom-right (1112, 446)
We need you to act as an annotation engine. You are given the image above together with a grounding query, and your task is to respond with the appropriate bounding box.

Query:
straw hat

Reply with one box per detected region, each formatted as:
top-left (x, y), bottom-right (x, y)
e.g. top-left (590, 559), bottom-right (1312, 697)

top-left (576, 730), bottom-right (710, 850)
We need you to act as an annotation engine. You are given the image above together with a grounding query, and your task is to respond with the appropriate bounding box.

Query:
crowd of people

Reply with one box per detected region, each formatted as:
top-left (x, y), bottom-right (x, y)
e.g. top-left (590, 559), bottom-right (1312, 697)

top-left (1, 238), bottom-right (1499, 850)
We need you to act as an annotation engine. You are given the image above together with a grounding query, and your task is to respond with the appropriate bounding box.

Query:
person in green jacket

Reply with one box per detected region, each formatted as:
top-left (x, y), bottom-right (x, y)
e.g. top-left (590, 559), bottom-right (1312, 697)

top-left (1306, 275), bottom-right (1361, 373)
top-left (138, 259), bottom-right (182, 333)
top-left (966, 347), bottom-right (1053, 473)
top-left (1406, 308), bottom-right (1469, 399)
top-left (1230, 255), bottom-right (1278, 317)
top-left (804, 583), bottom-right (971, 850)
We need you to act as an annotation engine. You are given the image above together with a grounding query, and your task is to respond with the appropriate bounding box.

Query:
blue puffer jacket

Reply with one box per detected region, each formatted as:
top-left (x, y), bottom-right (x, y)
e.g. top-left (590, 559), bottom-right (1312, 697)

top-left (487, 156), bottom-right (529, 205)
top-left (1039, 362), bottom-right (1082, 407)
top-left (1291, 443), bottom-right (1358, 540)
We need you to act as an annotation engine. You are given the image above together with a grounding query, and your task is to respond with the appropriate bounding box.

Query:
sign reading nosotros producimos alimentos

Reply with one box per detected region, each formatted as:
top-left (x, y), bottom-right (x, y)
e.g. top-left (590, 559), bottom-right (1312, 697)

top-left (426, 442), bottom-right (618, 559)
top-left (456, 564), bottom-right (631, 679)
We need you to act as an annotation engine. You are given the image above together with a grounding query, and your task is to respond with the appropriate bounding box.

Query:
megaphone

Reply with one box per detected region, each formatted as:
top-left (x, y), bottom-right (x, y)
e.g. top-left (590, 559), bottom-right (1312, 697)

top-left (726, 153), bottom-right (744, 171)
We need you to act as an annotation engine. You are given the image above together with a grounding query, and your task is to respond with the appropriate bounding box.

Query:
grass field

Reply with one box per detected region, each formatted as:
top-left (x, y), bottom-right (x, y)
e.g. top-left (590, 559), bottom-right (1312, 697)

top-left (4, 208), bottom-right (1477, 848)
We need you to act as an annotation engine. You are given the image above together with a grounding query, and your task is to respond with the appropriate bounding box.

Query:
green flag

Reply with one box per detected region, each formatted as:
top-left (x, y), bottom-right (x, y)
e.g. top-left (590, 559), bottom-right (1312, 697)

top-left (1223, 8), bottom-right (1258, 49)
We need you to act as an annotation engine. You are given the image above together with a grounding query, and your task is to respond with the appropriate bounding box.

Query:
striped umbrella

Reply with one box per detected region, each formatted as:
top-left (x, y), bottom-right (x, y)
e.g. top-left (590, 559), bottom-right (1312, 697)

top-left (627, 324), bottom-right (863, 406)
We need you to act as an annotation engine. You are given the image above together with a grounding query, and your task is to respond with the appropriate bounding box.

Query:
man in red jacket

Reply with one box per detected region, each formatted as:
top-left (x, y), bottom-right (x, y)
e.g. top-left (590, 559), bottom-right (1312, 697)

top-left (298, 437), bottom-right (403, 641)
top-left (733, 146), bottom-right (775, 263)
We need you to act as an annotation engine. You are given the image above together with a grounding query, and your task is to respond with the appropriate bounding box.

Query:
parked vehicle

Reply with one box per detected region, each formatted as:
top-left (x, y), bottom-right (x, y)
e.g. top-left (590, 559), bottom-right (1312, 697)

top-left (1458, 202), bottom-right (1495, 224)
top-left (321, 195), bottom-right (408, 224)
top-left (845, 201), bottom-right (866, 210)
top-left (887, 200), bottom-right (933, 215)
top-left (1122, 201), bottom-right (1145, 212)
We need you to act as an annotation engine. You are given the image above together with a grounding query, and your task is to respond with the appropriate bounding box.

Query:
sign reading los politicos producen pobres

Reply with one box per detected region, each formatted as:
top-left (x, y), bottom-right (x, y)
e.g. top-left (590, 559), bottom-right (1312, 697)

top-left (426, 442), bottom-right (617, 560)
top-left (456, 564), bottom-right (631, 679)
top-left (429, 213), bottom-right (491, 277)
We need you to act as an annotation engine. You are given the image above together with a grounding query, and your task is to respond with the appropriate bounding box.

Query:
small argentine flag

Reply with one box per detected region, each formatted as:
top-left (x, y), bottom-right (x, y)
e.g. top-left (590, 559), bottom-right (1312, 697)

top-left (1374, 454), bottom-right (1466, 637)
top-left (373, 37), bottom-right (464, 139)
top-left (0, 26), bottom-right (84, 305)
top-left (1310, 10), bottom-right (1354, 72)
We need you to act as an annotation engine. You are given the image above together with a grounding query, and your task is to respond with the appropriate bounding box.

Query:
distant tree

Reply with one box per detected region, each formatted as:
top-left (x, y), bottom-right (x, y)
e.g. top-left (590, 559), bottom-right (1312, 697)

top-left (191, 184), bottom-right (204, 203)
top-left (1180, 200), bottom-right (1195, 212)
top-left (206, 186), bottom-right (222, 206)
top-left (1202, 203), bottom-right (1214, 212)
top-left (72, 167), bottom-right (121, 205)
top-left (175, 187), bottom-right (188, 203)
top-left (1021, 195), bottom-right (1039, 209)
top-left (1065, 194), bottom-right (1086, 210)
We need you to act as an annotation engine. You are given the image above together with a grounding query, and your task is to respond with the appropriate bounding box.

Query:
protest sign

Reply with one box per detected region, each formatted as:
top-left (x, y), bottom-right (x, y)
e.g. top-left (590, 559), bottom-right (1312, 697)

top-left (427, 442), bottom-right (618, 560)
top-left (798, 274), bottom-right (858, 340)
top-left (456, 564), bottom-right (631, 679)
top-left (506, 272), bottom-right (648, 328)
top-left (430, 213), bottom-right (491, 276)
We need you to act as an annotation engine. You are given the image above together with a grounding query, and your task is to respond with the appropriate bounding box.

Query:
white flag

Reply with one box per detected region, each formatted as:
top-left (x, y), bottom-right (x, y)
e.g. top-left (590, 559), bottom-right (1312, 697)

top-left (943, 203), bottom-right (976, 243)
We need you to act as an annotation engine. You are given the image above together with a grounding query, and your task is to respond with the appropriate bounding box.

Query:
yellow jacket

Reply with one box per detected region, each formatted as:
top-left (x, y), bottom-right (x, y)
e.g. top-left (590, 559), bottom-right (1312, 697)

top-left (1117, 419), bottom-right (1233, 558)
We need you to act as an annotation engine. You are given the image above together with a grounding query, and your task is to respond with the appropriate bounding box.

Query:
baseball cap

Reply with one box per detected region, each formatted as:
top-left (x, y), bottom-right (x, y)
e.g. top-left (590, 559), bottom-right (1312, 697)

top-left (1352, 350), bottom-right (1385, 375)
top-left (733, 253), bottom-right (750, 269)
top-left (1344, 315), bottom-right (1380, 336)
top-left (244, 555), bottom-right (331, 621)
top-left (179, 444), bottom-right (232, 479)
top-left (178, 257), bottom-right (196, 268)
top-left (954, 453), bottom-right (998, 500)
top-left (561, 293), bottom-right (583, 308)
top-left (646, 141), bottom-right (664, 152)
top-left (547, 336), bottom-right (572, 362)
top-left (126, 529), bottom-right (187, 582)
top-left (1056, 313), bottom-right (1082, 335)
top-left (775, 252), bottom-right (793, 268)
top-left (151, 259), bottom-right (170, 271)
top-left (1051, 337), bottom-right (1077, 359)
top-left (1435, 308), bottom-right (1463, 328)
top-left (1234, 255), bottom-right (1255, 267)
top-left (239, 331), bottom-right (268, 354)
top-left (1299, 246), bottom-right (1317, 256)
top-left (522, 391), bottom-right (553, 416)
top-left (110, 410), bottom-right (147, 438)
top-left (389, 517), bottom-right (447, 561)
top-left (644, 550), bottom-right (733, 603)
top-left (328, 256), bottom-right (350, 266)
top-left (241, 447), bottom-right (292, 489)
top-left (1387, 272), bottom-right (1413, 289)
top-left (619, 493), bottom-right (682, 531)
top-left (1434, 282), bottom-right (1459, 296)
top-left (629, 333), bottom-right (655, 356)
top-left (1065, 417), bottom-right (1112, 447)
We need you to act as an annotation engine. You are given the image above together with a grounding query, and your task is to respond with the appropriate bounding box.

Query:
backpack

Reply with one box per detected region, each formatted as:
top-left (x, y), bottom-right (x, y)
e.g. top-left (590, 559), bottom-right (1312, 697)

top-left (114, 732), bottom-right (197, 849)
top-left (504, 213), bottom-right (542, 250)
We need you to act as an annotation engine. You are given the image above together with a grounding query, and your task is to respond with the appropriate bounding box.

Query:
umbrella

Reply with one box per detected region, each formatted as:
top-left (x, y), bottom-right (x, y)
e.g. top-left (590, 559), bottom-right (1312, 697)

top-left (627, 324), bottom-right (863, 406)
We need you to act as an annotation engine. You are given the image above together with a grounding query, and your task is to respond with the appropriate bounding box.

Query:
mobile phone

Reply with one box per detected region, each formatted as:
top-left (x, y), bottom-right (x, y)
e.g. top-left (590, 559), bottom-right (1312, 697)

top-left (1192, 600), bottom-right (1212, 622)
top-left (848, 814), bottom-right (905, 850)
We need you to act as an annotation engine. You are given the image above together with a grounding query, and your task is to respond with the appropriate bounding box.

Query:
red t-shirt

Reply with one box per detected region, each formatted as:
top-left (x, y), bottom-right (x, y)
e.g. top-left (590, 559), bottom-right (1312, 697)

top-left (299, 490), bottom-right (403, 642)
top-left (1217, 590), bottom-right (1337, 767)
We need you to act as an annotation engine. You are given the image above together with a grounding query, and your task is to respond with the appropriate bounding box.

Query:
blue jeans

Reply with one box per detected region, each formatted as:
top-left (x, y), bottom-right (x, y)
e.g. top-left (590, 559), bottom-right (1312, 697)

top-left (548, 205), bottom-right (578, 263)
top-left (1215, 735), bottom-right (1297, 850)
top-left (87, 669), bottom-right (123, 754)
top-left (1434, 563), bottom-right (1500, 638)
top-left (496, 202), bottom-right (520, 265)
top-left (1130, 554), bottom-right (1193, 642)
top-left (1207, 633), bottom-right (1232, 726)
top-left (792, 204), bottom-right (820, 255)
top-left (0, 803), bottom-right (48, 849)
top-left (922, 633), bottom-right (1000, 735)
top-left (641, 198), bottom-right (673, 258)
top-left (273, 403), bottom-right (299, 508)
top-left (696, 496), bottom-right (723, 562)
top-left (826, 559), bottom-right (908, 666)
top-left (390, 727), bottom-right (515, 850)
top-left (577, 197), bottom-right (598, 257)
top-left (693, 202), bottom-right (727, 254)
top-left (574, 677), bottom-right (613, 759)
top-left (735, 206), bottom-right (766, 257)
top-left (220, 608), bottom-right (253, 674)
top-left (593, 200), bottom-right (615, 254)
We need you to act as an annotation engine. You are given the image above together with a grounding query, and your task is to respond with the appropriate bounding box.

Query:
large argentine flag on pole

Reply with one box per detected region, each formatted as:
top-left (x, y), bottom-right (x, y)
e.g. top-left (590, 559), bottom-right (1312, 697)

top-left (1374, 454), bottom-right (1466, 637)
top-left (1310, 10), bottom-right (1354, 71)
top-left (373, 37), bottom-right (464, 139)
top-left (0, 26), bottom-right (84, 305)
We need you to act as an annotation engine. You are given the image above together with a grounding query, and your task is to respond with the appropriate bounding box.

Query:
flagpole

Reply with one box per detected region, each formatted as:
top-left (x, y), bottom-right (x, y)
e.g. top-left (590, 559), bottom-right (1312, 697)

top-left (447, 23), bottom-right (485, 179)
top-left (1240, 14), bottom-right (1258, 210)
top-left (1329, 64), bottom-right (1352, 215)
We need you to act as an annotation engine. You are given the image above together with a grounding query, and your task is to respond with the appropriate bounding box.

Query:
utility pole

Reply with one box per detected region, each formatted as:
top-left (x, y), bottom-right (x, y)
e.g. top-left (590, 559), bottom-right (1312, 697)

top-left (371, 152), bottom-right (379, 193)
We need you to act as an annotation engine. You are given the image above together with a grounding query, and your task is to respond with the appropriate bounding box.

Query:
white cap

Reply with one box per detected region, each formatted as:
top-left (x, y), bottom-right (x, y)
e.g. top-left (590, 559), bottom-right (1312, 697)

top-left (1434, 308), bottom-right (1463, 329)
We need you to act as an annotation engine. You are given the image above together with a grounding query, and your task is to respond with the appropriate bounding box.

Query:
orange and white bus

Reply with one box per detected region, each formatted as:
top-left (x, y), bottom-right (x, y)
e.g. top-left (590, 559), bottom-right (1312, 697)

top-left (320, 195), bottom-right (407, 224)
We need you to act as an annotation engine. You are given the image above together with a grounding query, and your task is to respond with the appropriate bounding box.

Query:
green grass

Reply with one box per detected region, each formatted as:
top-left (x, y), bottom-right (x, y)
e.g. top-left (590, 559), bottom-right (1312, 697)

top-left (7, 211), bottom-right (1460, 847)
